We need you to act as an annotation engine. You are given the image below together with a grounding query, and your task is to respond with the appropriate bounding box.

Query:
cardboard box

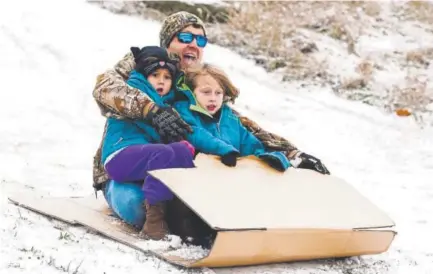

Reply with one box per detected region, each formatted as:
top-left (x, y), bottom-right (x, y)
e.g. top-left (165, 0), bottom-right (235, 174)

top-left (8, 154), bottom-right (396, 268)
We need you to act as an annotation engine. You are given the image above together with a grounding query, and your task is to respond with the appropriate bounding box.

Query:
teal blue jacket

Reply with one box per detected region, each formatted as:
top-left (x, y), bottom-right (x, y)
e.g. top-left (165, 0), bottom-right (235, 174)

top-left (173, 88), bottom-right (291, 171)
top-left (101, 70), bottom-right (174, 164)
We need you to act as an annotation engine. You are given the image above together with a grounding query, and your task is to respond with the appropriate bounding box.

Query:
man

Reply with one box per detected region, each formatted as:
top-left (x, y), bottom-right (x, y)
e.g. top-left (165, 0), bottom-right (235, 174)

top-left (91, 11), bottom-right (329, 240)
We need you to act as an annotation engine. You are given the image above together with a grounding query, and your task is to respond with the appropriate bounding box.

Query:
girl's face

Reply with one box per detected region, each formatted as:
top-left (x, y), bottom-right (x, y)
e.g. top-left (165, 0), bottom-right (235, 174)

top-left (193, 74), bottom-right (224, 115)
top-left (147, 68), bottom-right (172, 96)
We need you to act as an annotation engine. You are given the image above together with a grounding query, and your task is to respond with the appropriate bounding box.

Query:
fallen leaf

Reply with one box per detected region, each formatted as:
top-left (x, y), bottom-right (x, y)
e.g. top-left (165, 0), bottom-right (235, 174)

top-left (396, 108), bottom-right (411, 116)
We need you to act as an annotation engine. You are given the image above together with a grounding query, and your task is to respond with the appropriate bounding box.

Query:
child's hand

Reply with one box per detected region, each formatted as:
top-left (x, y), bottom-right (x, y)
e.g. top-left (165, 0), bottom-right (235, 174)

top-left (220, 152), bottom-right (239, 167)
top-left (146, 104), bottom-right (193, 143)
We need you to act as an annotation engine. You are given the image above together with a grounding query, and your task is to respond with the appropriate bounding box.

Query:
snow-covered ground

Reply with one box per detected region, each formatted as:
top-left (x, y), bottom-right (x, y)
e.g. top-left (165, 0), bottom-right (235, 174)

top-left (1, 0), bottom-right (432, 273)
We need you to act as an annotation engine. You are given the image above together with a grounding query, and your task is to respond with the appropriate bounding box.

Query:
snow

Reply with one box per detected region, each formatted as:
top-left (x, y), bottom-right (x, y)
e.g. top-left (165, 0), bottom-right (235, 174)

top-left (1, 0), bottom-right (433, 273)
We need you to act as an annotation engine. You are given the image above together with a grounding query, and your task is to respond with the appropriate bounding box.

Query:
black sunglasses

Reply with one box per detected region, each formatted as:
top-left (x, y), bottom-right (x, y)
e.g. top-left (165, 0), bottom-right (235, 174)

top-left (176, 32), bottom-right (208, 48)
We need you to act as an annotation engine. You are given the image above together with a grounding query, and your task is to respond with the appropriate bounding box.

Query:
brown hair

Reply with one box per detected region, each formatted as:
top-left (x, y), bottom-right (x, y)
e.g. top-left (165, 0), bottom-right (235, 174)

top-left (184, 63), bottom-right (239, 103)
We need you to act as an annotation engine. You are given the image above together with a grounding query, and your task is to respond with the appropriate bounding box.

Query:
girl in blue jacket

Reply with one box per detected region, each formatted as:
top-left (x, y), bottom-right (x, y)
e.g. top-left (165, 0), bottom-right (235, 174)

top-left (173, 64), bottom-right (291, 171)
top-left (101, 46), bottom-right (195, 241)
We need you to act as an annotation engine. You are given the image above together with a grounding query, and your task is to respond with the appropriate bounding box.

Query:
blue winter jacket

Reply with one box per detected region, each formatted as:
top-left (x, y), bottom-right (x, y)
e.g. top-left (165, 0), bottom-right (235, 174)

top-left (101, 70), bottom-right (175, 164)
top-left (173, 88), bottom-right (291, 171)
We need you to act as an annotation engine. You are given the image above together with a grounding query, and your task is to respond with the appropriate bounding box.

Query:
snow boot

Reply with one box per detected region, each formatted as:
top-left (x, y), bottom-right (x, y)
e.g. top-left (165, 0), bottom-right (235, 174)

top-left (140, 201), bottom-right (170, 240)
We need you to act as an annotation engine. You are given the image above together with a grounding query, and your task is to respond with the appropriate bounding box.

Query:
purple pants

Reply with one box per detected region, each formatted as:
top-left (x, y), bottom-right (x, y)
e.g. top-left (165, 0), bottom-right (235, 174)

top-left (104, 142), bottom-right (195, 205)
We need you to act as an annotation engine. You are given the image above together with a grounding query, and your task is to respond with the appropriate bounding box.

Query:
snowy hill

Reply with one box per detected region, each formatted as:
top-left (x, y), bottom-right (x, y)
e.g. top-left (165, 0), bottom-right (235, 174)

top-left (1, 1), bottom-right (432, 273)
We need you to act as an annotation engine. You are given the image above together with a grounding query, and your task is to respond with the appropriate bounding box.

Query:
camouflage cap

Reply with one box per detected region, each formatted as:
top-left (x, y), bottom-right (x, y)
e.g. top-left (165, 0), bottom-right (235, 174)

top-left (159, 11), bottom-right (207, 49)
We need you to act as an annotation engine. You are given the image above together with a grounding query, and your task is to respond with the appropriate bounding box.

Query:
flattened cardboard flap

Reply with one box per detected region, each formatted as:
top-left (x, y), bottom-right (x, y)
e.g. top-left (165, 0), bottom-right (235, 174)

top-left (150, 154), bottom-right (395, 231)
top-left (6, 193), bottom-right (396, 269)
top-left (6, 176), bottom-right (396, 269)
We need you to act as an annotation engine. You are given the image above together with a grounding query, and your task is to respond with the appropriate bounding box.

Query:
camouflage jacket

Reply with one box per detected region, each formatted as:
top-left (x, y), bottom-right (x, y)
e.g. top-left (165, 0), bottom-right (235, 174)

top-left (92, 52), bottom-right (299, 191)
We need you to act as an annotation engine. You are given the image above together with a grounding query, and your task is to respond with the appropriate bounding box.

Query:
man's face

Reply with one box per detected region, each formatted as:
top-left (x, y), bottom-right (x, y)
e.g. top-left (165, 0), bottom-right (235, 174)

top-left (167, 25), bottom-right (205, 69)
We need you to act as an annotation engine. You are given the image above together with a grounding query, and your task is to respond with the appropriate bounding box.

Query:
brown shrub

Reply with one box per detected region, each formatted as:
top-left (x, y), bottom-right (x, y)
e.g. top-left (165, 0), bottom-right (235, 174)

top-left (386, 74), bottom-right (433, 113)
top-left (394, 1), bottom-right (433, 24)
top-left (406, 47), bottom-right (433, 67)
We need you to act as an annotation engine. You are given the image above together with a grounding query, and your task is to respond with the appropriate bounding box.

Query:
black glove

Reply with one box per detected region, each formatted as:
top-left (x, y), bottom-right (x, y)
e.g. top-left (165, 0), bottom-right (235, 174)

top-left (146, 105), bottom-right (192, 143)
top-left (220, 152), bottom-right (239, 167)
top-left (296, 152), bottom-right (330, 175)
top-left (261, 155), bottom-right (285, 171)
top-left (193, 149), bottom-right (201, 160)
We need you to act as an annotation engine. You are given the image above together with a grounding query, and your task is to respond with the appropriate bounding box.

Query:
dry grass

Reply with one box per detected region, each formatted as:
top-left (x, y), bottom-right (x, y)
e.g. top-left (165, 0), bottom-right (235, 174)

top-left (339, 59), bottom-right (375, 90)
top-left (356, 1), bottom-right (382, 17)
top-left (207, 2), bottom-right (329, 80)
top-left (225, 2), bottom-right (292, 52)
top-left (343, 1), bottom-right (382, 17)
top-left (406, 47), bottom-right (433, 67)
top-left (340, 77), bottom-right (368, 90)
top-left (210, 1), bottom-right (377, 80)
top-left (386, 74), bottom-right (433, 115)
top-left (212, 1), bottom-right (383, 79)
top-left (398, 1), bottom-right (433, 24)
top-left (356, 59), bottom-right (375, 78)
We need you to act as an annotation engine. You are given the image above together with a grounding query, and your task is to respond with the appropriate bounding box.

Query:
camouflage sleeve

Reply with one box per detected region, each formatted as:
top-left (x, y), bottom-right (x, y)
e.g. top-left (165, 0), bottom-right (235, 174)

top-left (230, 106), bottom-right (300, 159)
top-left (92, 52), bottom-right (155, 119)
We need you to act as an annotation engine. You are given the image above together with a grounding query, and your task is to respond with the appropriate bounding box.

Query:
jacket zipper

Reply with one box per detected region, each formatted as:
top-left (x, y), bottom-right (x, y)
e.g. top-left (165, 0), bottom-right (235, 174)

top-left (216, 107), bottom-right (224, 135)
top-left (113, 137), bottom-right (123, 146)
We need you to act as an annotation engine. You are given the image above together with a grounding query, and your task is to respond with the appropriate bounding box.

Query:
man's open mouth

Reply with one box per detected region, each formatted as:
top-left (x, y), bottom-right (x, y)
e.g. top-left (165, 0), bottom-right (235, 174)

top-left (183, 53), bottom-right (197, 61)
